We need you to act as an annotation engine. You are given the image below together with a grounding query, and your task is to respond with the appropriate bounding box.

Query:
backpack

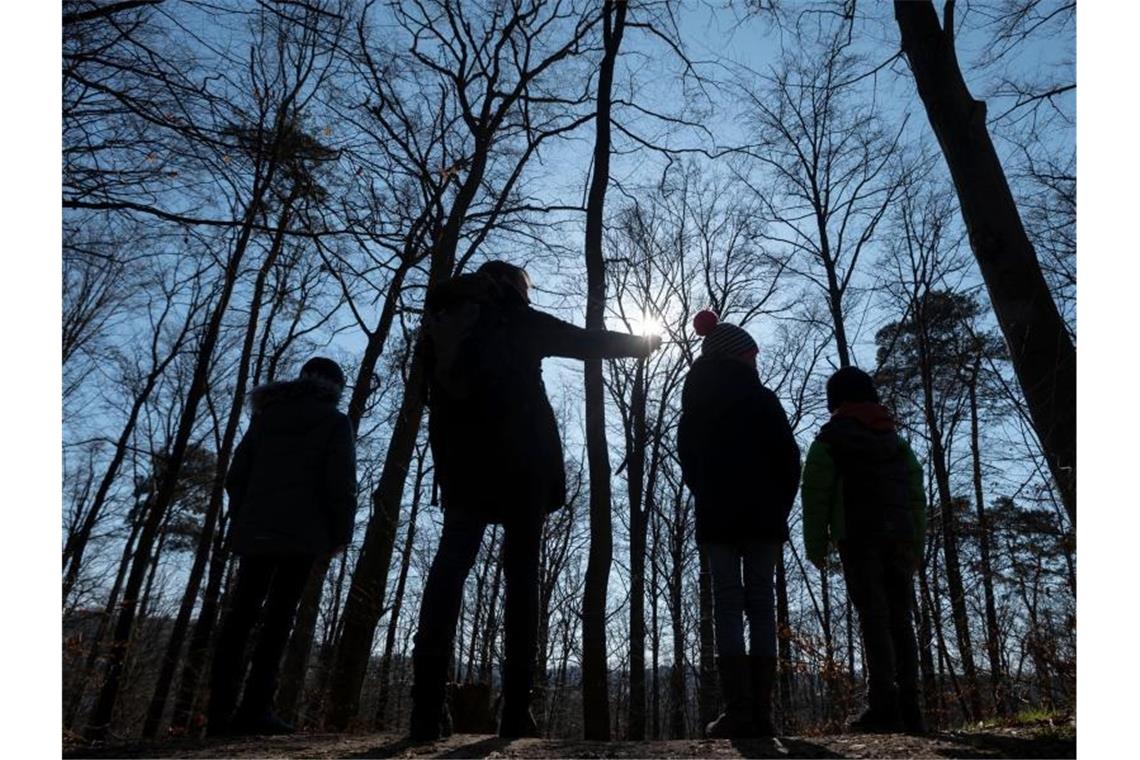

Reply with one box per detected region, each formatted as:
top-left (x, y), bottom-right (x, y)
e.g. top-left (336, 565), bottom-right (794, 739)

top-left (821, 419), bottom-right (914, 542)
top-left (424, 273), bottom-right (515, 402)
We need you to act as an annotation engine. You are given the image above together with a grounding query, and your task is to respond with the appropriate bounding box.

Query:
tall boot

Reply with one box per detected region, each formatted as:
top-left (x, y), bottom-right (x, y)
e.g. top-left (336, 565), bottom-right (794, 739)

top-left (706, 655), bottom-right (756, 739)
top-left (409, 653), bottom-right (453, 741)
top-left (749, 655), bottom-right (777, 737)
top-left (850, 679), bottom-right (902, 733)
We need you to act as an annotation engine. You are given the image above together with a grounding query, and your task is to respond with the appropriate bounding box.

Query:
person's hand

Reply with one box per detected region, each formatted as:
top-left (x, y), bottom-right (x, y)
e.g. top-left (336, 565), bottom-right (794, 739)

top-left (641, 334), bottom-right (662, 356)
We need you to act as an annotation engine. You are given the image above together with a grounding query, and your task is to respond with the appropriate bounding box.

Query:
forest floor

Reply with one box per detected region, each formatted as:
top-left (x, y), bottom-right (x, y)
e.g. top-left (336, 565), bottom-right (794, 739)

top-left (64, 723), bottom-right (1075, 759)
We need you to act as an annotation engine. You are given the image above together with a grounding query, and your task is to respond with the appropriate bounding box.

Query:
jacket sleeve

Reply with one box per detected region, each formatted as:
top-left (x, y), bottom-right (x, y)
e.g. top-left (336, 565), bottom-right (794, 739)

top-left (902, 439), bottom-right (927, 563)
top-left (324, 414), bottom-right (358, 548)
top-left (677, 410), bottom-right (700, 494)
top-left (800, 438), bottom-right (836, 566)
top-left (225, 429), bottom-right (254, 518)
top-left (528, 309), bottom-right (650, 360)
top-left (758, 389), bottom-right (801, 518)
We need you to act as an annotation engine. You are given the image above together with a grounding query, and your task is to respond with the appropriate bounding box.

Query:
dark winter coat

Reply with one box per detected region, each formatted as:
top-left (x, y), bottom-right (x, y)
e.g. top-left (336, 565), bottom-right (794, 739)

top-left (225, 377), bottom-right (357, 556)
top-left (424, 274), bottom-right (649, 523)
top-left (677, 354), bottom-right (802, 544)
top-left (800, 402), bottom-right (926, 566)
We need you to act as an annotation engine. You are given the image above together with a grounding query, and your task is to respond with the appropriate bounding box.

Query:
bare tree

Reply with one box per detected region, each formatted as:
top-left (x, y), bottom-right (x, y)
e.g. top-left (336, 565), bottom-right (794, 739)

top-left (894, 0), bottom-right (1076, 523)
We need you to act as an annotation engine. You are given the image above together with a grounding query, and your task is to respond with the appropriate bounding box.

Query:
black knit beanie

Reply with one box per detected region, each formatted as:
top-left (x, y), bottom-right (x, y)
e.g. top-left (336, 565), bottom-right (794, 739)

top-left (825, 366), bottom-right (879, 413)
top-left (692, 310), bottom-right (758, 358)
top-left (300, 357), bottom-right (346, 388)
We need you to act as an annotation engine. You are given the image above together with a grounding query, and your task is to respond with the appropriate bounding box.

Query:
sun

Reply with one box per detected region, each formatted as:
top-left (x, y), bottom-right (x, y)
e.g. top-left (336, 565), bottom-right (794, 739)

top-left (631, 310), bottom-right (663, 337)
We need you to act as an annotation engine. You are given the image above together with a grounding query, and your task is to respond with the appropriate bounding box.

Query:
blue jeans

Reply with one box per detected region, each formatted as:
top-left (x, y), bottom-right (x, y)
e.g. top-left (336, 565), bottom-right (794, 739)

top-left (704, 541), bottom-right (779, 658)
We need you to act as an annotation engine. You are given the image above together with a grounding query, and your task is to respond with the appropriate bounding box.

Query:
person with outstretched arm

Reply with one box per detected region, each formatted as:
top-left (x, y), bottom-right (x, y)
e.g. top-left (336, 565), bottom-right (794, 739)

top-left (801, 366), bottom-right (927, 734)
top-left (409, 261), bottom-right (660, 740)
top-left (208, 357), bottom-right (357, 736)
top-left (677, 310), bottom-right (801, 738)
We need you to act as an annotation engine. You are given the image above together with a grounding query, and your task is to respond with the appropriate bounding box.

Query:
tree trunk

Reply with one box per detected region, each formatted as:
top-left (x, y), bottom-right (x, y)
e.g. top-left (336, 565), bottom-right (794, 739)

top-left (581, 0), bottom-right (628, 741)
top-left (169, 511), bottom-right (232, 732)
top-left (373, 448), bottom-right (427, 729)
top-left (275, 556), bottom-right (331, 725)
top-left (63, 365), bottom-right (166, 601)
top-left (915, 572), bottom-right (939, 729)
top-left (627, 358), bottom-right (648, 739)
top-left (478, 534), bottom-right (504, 684)
top-left (895, 0), bottom-right (1076, 523)
top-left (65, 497), bottom-right (147, 729)
top-left (650, 518), bottom-right (661, 740)
top-left (775, 551), bottom-right (793, 729)
top-left (968, 364), bottom-right (1006, 715)
top-left (323, 360), bottom-right (424, 729)
top-left (918, 333), bottom-right (983, 720)
top-left (697, 544), bottom-right (717, 738)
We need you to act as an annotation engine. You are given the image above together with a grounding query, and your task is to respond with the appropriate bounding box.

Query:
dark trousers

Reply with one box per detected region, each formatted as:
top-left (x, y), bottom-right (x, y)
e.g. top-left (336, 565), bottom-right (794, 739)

top-left (413, 508), bottom-right (543, 704)
top-left (839, 539), bottom-right (921, 716)
top-left (209, 553), bottom-right (315, 723)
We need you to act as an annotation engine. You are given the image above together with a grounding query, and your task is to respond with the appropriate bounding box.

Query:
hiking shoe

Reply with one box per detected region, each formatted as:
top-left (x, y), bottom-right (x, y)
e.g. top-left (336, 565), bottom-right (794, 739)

top-left (229, 709), bottom-right (296, 736)
top-left (849, 707), bottom-right (903, 733)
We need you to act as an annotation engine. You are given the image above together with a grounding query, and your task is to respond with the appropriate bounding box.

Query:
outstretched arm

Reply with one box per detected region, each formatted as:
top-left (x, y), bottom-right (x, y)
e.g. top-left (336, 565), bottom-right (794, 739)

top-left (528, 309), bottom-right (656, 360)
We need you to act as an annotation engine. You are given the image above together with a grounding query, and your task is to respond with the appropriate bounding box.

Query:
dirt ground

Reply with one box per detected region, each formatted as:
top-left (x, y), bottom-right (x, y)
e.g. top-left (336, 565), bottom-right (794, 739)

top-left (64, 725), bottom-right (1075, 759)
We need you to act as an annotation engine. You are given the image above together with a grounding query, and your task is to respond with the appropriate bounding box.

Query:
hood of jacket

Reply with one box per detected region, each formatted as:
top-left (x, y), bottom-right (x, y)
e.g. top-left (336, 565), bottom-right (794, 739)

top-left (248, 377), bottom-right (344, 439)
top-left (249, 376), bottom-right (343, 414)
top-left (821, 402), bottom-right (900, 460)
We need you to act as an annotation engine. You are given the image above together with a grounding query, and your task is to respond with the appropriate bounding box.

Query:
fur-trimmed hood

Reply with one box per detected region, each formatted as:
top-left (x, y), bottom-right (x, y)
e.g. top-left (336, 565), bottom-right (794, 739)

top-left (249, 376), bottom-right (343, 414)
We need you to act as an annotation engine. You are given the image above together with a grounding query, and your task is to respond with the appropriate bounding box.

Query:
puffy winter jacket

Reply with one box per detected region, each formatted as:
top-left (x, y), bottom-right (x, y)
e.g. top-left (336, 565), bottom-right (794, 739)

top-left (800, 402), bottom-right (926, 566)
top-left (677, 355), bottom-right (802, 544)
top-left (226, 377), bottom-right (357, 556)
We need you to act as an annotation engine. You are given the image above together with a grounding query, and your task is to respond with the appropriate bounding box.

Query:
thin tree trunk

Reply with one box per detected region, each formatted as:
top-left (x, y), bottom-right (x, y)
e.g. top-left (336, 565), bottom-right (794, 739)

top-left (63, 368), bottom-right (166, 601)
top-left (65, 498), bottom-right (147, 729)
top-left (915, 575), bottom-right (939, 729)
top-left (650, 511), bottom-right (661, 740)
top-left (478, 538), bottom-right (504, 684)
top-left (466, 530), bottom-right (495, 683)
top-left (373, 449), bottom-right (427, 729)
top-left (968, 364), bottom-right (1006, 715)
top-left (276, 556), bottom-right (331, 724)
top-left (697, 544), bottom-right (717, 738)
top-left (776, 551), bottom-right (793, 728)
top-left (920, 352), bottom-right (982, 720)
top-left (581, 0), bottom-right (627, 740)
top-left (627, 357), bottom-right (648, 739)
top-left (895, 0), bottom-right (1076, 523)
top-left (169, 511), bottom-right (231, 732)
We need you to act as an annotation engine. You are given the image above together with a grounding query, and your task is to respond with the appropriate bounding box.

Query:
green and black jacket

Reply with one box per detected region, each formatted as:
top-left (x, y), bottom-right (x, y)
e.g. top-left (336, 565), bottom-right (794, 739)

top-left (800, 402), bottom-right (926, 566)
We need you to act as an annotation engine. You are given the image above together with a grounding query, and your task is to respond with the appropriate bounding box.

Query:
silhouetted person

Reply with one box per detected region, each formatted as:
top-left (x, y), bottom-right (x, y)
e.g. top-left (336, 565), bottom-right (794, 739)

top-left (409, 261), bottom-right (660, 740)
top-left (207, 358), bottom-right (357, 736)
top-left (677, 310), bottom-right (801, 738)
top-left (801, 367), bottom-right (927, 733)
